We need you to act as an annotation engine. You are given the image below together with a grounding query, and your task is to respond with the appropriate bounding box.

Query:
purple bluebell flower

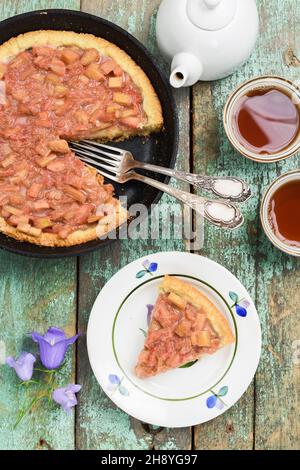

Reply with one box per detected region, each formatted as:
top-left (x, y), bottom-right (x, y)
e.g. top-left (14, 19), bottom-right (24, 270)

top-left (31, 327), bottom-right (78, 370)
top-left (52, 384), bottom-right (81, 413)
top-left (6, 352), bottom-right (36, 381)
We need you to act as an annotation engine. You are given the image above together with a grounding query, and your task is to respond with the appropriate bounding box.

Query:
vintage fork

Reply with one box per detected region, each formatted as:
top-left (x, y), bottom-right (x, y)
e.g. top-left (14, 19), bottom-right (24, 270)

top-left (70, 142), bottom-right (244, 230)
top-left (70, 142), bottom-right (244, 229)
top-left (70, 141), bottom-right (251, 203)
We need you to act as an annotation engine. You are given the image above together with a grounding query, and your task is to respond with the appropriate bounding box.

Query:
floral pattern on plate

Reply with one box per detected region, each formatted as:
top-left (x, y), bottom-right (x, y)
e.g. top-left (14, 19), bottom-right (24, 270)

top-left (108, 374), bottom-right (129, 397)
top-left (136, 260), bottom-right (158, 279)
top-left (206, 386), bottom-right (228, 410)
top-left (229, 291), bottom-right (250, 317)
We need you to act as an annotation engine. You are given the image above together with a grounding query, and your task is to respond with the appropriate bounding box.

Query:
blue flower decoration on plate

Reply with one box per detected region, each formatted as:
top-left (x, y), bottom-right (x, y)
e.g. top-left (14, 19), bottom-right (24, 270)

top-left (206, 386), bottom-right (228, 410)
top-left (108, 374), bottom-right (129, 397)
top-left (136, 259), bottom-right (158, 279)
top-left (229, 291), bottom-right (250, 318)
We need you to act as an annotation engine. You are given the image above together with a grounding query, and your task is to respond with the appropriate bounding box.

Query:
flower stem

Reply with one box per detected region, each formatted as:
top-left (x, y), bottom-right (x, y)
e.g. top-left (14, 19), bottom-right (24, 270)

top-left (13, 394), bottom-right (47, 429)
top-left (18, 379), bottom-right (40, 387)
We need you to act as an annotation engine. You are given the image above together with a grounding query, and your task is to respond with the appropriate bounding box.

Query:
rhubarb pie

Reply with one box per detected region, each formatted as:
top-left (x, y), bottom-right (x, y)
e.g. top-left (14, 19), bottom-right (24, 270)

top-left (0, 31), bottom-right (163, 246)
top-left (135, 276), bottom-right (235, 378)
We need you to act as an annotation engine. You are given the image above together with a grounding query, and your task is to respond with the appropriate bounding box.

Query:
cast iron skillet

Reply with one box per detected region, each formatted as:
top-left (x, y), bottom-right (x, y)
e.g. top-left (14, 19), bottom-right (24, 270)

top-left (0, 9), bottom-right (178, 258)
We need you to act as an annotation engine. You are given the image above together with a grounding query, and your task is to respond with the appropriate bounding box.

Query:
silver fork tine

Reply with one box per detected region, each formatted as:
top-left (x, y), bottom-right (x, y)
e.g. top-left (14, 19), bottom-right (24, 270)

top-left (76, 152), bottom-right (120, 168)
top-left (71, 147), bottom-right (121, 164)
top-left (80, 157), bottom-right (119, 172)
top-left (93, 167), bottom-right (120, 183)
top-left (80, 140), bottom-right (125, 155)
top-left (71, 143), bottom-right (122, 161)
top-left (72, 141), bottom-right (121, 156)
top-left (78, 154), bottom-right (121, 175)
top-left (74, 159), bottom-right (119, 182)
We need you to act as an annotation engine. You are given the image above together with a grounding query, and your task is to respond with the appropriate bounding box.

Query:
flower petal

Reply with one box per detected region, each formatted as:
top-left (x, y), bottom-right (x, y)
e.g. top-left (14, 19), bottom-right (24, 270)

top-left (109, 374), bottom-right (120, 385)
top-left (39, 339), bottom-right (68, 370)
top-left (148, 262), bottom-right (158, 273)
top-left (44, 327), bottom-right (67, 345)
top-left (6, 352), bottom-right (36, 381)
top-left (31, 328), bottom-right (78, 369)
top-left (206, 395), bottom-right (217, 409)
top-left (31, 332), bottom-right (45, 344)
top-left (6, 356), bottom-right (16, 367)
top-left (240, 299), bottom-right (251, 309)
top-left (215, 398), bottom-right (225, 410)
top-left (65, 334), bottom-right (79, 346)
top-left (142, 259), bottom-right (150, 269)
top-left (68, 384), bottom-right (81, 393)
top-left (52, 384), bottom-right (81, 414)
top-left (236, 304), bottom-right (247, 317)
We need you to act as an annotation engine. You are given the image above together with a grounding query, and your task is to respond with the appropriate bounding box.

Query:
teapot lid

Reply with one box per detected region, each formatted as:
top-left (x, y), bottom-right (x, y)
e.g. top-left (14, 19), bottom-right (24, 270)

top-left (186, 0), bottom-right (238, 31)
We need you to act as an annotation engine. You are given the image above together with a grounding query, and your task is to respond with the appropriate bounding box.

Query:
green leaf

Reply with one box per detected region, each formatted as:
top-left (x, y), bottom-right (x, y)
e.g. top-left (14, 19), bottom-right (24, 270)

top-left (119, 385), bottom-right (129, 396)
top-left (136, 270), bottom-right (146, 279)
top-left (139, 328), bottom-right (147, 337)
top-left (229, 291), bottom-right (239, 304)
top-left (218, 386), bottom-right (229, 397)
top-left (179, 360), bottom-right (198, 369)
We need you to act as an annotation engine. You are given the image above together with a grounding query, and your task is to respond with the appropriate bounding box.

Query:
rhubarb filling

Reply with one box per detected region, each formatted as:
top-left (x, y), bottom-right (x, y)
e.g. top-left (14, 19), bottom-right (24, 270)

top-left (135, 292), bottom-right (221, 378)
top-left (0, 45), bottom-right (146, 239)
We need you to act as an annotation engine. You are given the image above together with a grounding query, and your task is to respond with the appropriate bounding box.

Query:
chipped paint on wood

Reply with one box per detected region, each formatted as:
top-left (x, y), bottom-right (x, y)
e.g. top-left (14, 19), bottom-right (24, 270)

top-left (193, 0), bottom-right (300, 450)
top-left (76, 0), bottom-right (191, 451)
top-left (0, 0), bottom-right (80, 451)
top-left (0, 0), bottom-right (299, 450)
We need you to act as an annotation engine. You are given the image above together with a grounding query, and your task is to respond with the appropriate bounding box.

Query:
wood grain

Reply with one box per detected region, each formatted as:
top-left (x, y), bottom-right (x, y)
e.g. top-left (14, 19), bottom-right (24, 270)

top-left (0, 0), bottom-right (299, 450)
top-left (253, 0), bottom-right (300, 450)
top-left (193, 0), bottom-right (300, 450)
top-left (76, 0), bottom-right (192, 451)
top-left (0, 0), bottom-right (80, 451)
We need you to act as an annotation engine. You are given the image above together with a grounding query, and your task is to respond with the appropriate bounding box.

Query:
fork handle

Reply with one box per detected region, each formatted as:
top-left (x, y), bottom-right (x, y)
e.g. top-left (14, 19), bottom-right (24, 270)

top-left (131, 173), bottom-right (244, 229)
top-left (135, 163), bottom-right (251, 203)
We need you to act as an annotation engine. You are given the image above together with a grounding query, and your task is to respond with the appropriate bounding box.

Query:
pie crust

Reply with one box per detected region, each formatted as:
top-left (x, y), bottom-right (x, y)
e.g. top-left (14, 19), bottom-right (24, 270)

top-left (135, 275), bottom-right (235, 378)
top-left (0, 30), bottom-right (163, 247)
top-left (161, 276), bottom-right (235, 345)
top-left (0, 30), bottom-right (163, 139)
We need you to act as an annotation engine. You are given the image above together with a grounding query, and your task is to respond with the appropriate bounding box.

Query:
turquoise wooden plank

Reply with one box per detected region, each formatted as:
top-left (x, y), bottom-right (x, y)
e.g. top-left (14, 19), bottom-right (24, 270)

top-left (253, 0), bottom-right (300, 450)
top-left (0, 0), bottom-right (299, 451)
top-left (0, 0), bottom-right (80, 451)
top-left (76, 0), bottom-right (192, 451)
top-left (0, 0), bottom-right (79, 19)
top-left (193, 0), bottom-right (300, 450)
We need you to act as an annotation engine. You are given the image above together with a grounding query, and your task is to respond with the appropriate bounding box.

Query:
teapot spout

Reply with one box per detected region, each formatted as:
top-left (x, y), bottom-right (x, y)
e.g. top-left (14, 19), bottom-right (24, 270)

top-left (170, 52), bottom-right (203, 88)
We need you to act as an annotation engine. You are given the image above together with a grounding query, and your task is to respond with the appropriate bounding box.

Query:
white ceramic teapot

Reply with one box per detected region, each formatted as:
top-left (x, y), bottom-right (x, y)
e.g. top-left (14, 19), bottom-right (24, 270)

top-left (156, 0), bottom-right (259, 88)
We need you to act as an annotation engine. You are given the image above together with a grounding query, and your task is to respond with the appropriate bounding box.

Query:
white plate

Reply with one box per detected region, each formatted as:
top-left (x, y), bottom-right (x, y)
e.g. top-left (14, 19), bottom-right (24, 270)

top-left (87, 252), bottom-right (261, 428)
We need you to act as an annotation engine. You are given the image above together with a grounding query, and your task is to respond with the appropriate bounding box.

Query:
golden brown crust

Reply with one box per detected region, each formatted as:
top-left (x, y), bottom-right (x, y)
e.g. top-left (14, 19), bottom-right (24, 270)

top-left (0, 30), bottom-right (163, 132)
top-left (0, 200), bottom-right (128, 247)
top-left (0, 30), bottom-right (163, 246)
top-left (160, 275), bottom-right (235, 346)
top-left (0, 167), bottom-right (128, 247)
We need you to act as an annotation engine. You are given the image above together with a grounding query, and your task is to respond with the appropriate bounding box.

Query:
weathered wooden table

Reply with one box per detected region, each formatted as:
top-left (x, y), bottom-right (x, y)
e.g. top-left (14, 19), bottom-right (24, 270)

top-left (0, 0), bottom-right (299, 451)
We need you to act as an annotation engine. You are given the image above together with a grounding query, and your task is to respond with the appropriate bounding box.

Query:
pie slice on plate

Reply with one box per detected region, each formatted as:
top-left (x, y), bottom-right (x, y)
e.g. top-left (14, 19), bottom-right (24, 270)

top-left (0, 30), bottom-right (163, 246)
top-left (135, 275), bottom-right (235, 378)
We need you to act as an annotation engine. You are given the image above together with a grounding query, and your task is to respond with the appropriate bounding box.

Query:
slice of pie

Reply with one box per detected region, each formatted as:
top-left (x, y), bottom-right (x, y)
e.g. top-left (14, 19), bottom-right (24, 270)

top-left (135, 275), bottom-right (235, 378)
top-left (0, 30), bottom-right (163, 246)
